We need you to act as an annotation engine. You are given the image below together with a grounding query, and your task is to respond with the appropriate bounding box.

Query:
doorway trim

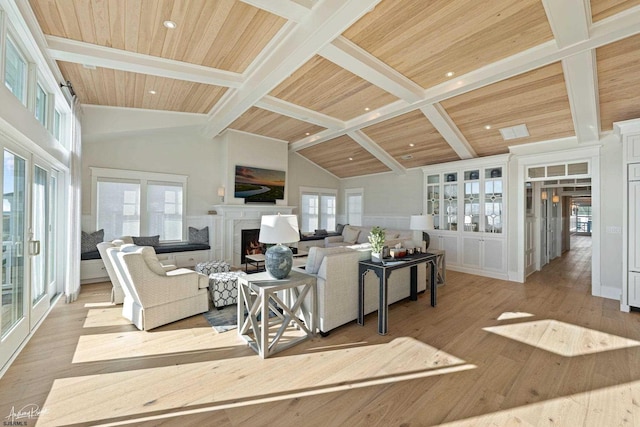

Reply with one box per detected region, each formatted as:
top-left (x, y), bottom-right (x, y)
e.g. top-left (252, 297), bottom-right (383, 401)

top-left (510, 144), bottom-right (602, 298)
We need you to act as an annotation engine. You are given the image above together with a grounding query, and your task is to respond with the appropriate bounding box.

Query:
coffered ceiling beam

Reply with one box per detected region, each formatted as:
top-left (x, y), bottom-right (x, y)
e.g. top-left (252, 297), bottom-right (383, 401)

top-left (543, 0), bottom-right (600, 143)
top-left (292, 6), bottom-right (640, 150)
top-left (204, 0), bottom-right (383, 138)
top-left (542, 0), bottom-right (590, 48)
top-left (256, 96), bottom-right (345, 129)
top-left (562, 51), bottom-right (601, 143)
top-left (239, 0), bottom-right (312, 23)
top-left (319, 36), bottom-right (425, 103)
top-left (347, 130), bottom-right (406, 175)
top-left (420, 104), bottom-right (477, 159)
top-left (46, 36), bottom-right (244, 88)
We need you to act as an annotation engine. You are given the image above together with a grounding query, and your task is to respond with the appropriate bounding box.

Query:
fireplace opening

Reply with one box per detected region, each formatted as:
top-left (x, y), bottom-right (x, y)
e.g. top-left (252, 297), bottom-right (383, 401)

top-left (241, 229), bottom-right (265, 264)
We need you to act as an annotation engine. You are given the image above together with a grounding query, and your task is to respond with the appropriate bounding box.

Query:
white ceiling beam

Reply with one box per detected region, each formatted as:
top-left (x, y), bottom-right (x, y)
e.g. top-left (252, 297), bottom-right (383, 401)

top-left (239, 0), bottom-right (312, 23)
top-left (544, 0), bottom-right (599, 143)
top-left (292, 6), bottom-right (640, 151)
top-left (319, 36), bottom-right (425, 103)
top-left (46, 36), bottom-right (244, 88)
top-left (257, 96), bottom-right (345, 129)
top-left (542, 0), bottom-right (590, 48)
top-left (347, 130), bottom-right (406, 175)
top-left (204, 0), bottom-right (384, 138)
top-left (562, 51), bottom-right (601, 143)
top-left (420, 104), bottom-right (477, 159)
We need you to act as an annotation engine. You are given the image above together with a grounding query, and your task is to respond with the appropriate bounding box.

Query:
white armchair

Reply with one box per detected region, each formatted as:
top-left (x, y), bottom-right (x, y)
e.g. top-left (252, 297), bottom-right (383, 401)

top-left (97, 241), bottom-right (126, 304)
top-left (114, 246), bottom-right (209, 330)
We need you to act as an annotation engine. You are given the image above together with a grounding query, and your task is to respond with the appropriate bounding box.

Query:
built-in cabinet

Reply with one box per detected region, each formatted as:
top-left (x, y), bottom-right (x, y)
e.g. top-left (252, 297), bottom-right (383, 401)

top-left (424, 155), bottom-right (508, 279)
top-left (617, 120), bottom-right (640, 311)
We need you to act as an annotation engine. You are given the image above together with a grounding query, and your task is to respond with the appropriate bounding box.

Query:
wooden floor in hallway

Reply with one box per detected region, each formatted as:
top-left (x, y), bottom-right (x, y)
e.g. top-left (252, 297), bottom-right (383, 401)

top-left (2, 239), bottom-right (639, 426)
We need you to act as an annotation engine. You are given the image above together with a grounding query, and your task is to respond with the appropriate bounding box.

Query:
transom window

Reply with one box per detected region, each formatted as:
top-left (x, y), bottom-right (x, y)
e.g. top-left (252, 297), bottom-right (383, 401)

top-left (35, 82), bottom-right (47, 126)
top-left (4, 37), bottom-right (27, 105)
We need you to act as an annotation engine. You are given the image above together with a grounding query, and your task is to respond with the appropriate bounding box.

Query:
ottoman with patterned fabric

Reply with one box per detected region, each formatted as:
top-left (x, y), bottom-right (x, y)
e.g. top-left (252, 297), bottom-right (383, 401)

top-left (195, 260), bottom-right (230, 275)
top-left (209, 271), bottom-right (246, 308)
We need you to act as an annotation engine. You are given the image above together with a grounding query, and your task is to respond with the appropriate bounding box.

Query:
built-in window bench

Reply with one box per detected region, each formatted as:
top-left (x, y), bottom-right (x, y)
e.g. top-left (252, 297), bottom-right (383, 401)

top-left (80, 243), bottom-right (211, 284)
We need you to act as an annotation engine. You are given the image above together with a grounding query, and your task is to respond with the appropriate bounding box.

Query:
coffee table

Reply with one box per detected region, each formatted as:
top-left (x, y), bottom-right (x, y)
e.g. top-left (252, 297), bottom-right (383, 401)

top-left (245, 254), bottom-right (265, 273)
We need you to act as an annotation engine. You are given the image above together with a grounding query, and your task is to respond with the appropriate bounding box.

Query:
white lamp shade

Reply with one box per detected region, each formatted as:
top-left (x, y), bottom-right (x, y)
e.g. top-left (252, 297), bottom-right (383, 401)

top-left (410, 214), bottom-right (434, 231)
top-left (259, 214), bottom-right (300, 244)
top-left (217, 186), bottom-right (225, 197)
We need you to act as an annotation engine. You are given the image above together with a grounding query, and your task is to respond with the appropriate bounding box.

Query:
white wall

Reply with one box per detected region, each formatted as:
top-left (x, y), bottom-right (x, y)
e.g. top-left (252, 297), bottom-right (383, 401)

top-left (288, 152), bottom-right (340, 214)
top-left (220, 129), bottom-right (290, 206)
top-left (339, 168), bottom-right (424, 217)
top-left (81, 126), bottom-right (224, 215)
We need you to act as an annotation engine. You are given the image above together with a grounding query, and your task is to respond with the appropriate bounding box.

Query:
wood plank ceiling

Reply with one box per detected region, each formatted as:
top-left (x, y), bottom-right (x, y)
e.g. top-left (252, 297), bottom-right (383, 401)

top-left (27, 0), bottom-right (640, 178)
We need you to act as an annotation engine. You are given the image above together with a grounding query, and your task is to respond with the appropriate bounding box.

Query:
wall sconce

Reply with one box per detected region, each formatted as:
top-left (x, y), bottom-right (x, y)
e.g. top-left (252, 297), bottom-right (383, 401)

top-left (217, 186), bottom-right (225, 203)
top-left (541, 190), bottom-right (548, 201)
top-left (552, 192), bottom-right (560, 204)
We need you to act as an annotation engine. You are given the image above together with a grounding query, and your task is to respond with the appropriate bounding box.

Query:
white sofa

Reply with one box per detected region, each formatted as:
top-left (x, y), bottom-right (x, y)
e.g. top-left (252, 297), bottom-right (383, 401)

top-left (324, 225), bottom-right (416, 249)
top-left (292, 246), bottom-right (426, 334)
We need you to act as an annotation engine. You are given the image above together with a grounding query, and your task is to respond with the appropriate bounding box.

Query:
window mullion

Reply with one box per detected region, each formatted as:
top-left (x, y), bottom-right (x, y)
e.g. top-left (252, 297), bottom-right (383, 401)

top-left (139, 179), bottom-right (149, 236)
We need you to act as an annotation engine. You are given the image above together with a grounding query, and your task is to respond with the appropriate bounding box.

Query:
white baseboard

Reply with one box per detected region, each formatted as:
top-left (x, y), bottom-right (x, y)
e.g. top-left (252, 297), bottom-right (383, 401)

top-left (598, 285), bottom-right (622, 302)
top-left (446, 265), bottom-right (510, 281)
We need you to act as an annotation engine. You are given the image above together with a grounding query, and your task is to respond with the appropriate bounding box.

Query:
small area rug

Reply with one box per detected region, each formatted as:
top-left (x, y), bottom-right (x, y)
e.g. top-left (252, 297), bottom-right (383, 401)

top-left (203, 304), bottom-right (278, 333)
top-left (203, 304), bottom-right (241, 333)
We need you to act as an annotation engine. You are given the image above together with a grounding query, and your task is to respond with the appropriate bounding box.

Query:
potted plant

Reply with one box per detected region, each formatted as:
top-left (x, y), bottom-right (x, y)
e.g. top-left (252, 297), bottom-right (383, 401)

top-left (368, 226), bottom-right (386, 262)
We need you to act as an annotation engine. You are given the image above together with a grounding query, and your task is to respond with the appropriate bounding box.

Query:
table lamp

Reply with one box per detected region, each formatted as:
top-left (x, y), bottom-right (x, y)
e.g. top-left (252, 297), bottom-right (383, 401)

top-left (259, 214), bottom-right (300, 279)
top-left (410, 214), bottom-right (435, 250)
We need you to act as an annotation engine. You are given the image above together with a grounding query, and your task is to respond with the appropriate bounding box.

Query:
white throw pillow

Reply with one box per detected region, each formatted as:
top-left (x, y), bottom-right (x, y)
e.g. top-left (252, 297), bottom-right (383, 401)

top-left (343, 226), bottom-right (360, 244)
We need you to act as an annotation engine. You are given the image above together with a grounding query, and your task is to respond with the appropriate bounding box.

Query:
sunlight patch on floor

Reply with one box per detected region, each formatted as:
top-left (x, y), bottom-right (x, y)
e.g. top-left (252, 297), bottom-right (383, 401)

top-left (40, 337), bottom-right (475, 426)
top-left (73, 327), bottom-right (230, 363)
top-left (496, 311), bottom-right (535, 321)
top-left (83, 307), bottom-right (134, 328)
top-left (84, 302), bottom-right (115, 308)
top-left (484, 319), bottom-right (640, 357)
top-left (440, 379), bottom-right (640, 426)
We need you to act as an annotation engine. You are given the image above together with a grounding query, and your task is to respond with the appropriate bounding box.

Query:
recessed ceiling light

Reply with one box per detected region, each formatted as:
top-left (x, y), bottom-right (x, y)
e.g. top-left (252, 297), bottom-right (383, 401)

top-left (409, 143), bottom-right (415, 147)
top-left (305, 132), bottom-right (310, 136)
top-left (348, 157), bottom-right (353, 161)
top-left (484, 125), bottom-right (491, 130)
top-left (364, 107), bottom-right (370, 111)
top-left (446, 71), bottom-right (454, 77)
top-left (149, 90), bottom-right (156, 95)
top-left (163, 20), bottom-right (177, 29)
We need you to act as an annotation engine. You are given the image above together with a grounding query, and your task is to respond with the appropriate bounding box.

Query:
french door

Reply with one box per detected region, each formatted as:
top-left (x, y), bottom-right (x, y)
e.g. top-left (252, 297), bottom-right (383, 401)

top-left (0, 144), bottom-right (61, 368)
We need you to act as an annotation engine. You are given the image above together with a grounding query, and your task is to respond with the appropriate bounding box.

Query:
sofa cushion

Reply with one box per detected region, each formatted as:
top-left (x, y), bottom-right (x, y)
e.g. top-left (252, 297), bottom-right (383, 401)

top-left (356, 227), bottom-right (372, 244)
top-left (81, 229), bottom-right (104, 253)
top-left (305, 246), bottom-right (355, 274)
top-left (343, 226), bottom-right (360, 244)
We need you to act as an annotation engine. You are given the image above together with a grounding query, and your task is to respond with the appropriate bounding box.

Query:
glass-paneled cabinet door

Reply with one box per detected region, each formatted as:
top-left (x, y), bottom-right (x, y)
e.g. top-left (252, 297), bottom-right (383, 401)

top-left (484, 167), bottom-right (503, 233)
top-left (426, 174), bottom-right (440, 229)
top-left (443, 172), bottom-right (458, 231)
top-left (463, 169), bottom-right (480, 232)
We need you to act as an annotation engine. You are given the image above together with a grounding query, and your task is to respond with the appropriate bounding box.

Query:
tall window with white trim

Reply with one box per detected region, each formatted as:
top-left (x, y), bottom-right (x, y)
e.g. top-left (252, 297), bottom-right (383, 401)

top-left (93, 168), bottom-right (187, 241)
top-left (300, 187), bottom-right (337, 232)
top-left (345, 189), bottom-right (363, 226)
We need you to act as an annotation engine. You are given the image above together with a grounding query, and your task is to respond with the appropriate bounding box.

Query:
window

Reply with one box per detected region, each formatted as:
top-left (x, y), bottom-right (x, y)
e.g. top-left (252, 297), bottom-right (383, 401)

top-left (92, 168), bottom-right (187, 241)
top-left (53, 109), bottom-right (61, 141)
top-left (300, 187), bottom-right (337, 233)
top-left (35, 83), bottom-right (47, 126)
top-left (345, 188), bottom-right (363, 226)
top-left (4, 37), bottom-right (27, 105)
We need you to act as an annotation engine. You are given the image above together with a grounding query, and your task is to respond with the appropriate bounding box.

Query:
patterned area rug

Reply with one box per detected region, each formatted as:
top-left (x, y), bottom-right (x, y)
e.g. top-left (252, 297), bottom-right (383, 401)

top-left (203, 304), bottom-right (277, 333)
top-left (203, 305), bottom-right (240, 333)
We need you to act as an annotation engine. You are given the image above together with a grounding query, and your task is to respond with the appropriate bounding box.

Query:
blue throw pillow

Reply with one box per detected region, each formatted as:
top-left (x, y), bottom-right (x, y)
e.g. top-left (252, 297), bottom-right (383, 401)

top-left (81, 229), bottom-right (104, 253)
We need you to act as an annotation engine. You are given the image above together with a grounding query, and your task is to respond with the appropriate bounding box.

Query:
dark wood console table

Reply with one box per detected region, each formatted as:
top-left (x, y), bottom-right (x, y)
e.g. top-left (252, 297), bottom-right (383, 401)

top-left (357, 252), bottom-right (437, 335)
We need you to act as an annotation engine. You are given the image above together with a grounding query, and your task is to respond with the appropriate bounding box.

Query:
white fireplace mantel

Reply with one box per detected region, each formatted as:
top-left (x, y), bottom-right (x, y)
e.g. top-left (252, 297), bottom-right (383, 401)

top-left (211, 204), bottom-right (297, 266)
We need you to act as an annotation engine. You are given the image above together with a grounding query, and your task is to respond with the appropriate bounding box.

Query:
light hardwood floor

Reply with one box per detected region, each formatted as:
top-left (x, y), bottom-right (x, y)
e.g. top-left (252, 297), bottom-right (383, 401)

top-left (2, 236), bottom-right (640, 426)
